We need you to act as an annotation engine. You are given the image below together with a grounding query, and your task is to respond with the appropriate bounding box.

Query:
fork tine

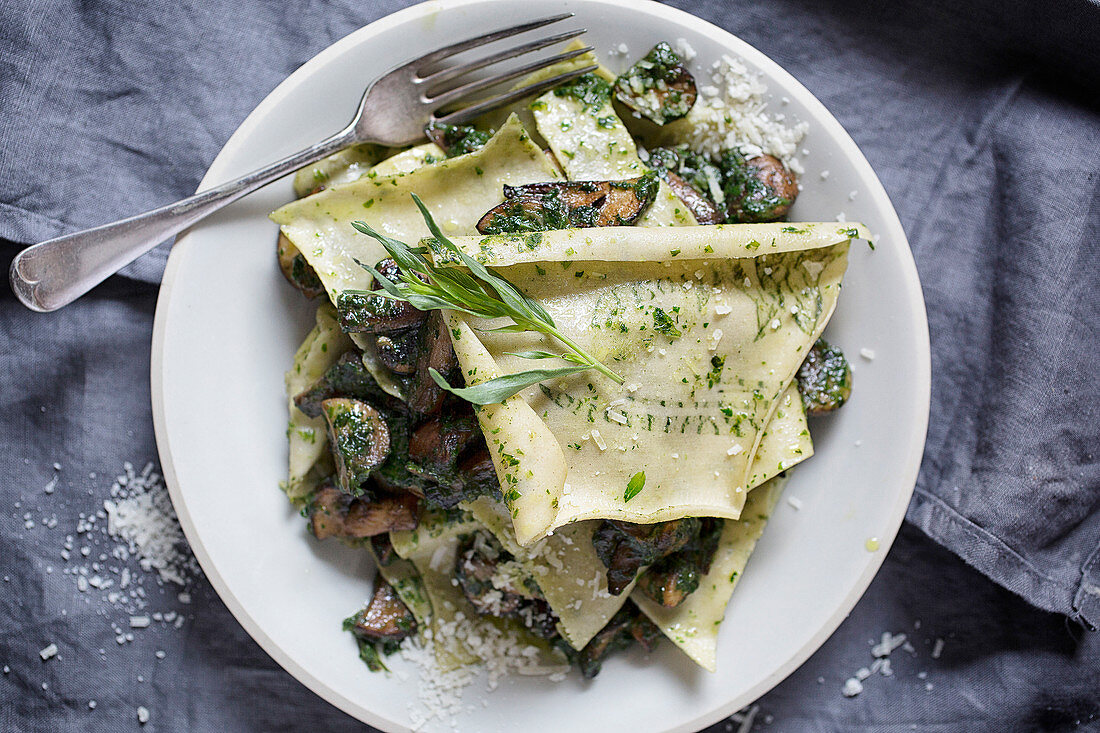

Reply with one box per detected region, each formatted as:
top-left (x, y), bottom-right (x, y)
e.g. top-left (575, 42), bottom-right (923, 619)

top-left (419, 28), bottom-right (587, 86)
top-left (427, 47), bottom-right (594, 107)
top-left (432, 64), bottom-right (599, 127)
top-left (414, 13), bottom-right (573, 72)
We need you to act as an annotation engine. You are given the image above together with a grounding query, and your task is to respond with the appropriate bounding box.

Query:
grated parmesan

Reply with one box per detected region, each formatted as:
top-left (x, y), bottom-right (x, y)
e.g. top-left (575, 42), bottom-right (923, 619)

top-left (671, 54), bottom-right (808, 173)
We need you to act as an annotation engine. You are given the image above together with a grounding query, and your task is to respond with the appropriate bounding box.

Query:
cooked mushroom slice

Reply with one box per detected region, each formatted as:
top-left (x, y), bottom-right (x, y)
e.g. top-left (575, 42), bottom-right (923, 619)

top-left (646, 146), bottom-right (725, 224)
top-left (796, 338), bottom-right (852, 415)
top-left (664, 170), bottom-right (724, 225)
top-left (294, 352), bottom-right (401, 418)
top-left (455, 534), bottom-right (559, 639)
top-left (346, 578), bottom-right (418, 641)
top-left (408, 413), bottom-right (482, 472)
top-left (276, 234), bottom-right (325, 298)
top-left (419, 446), bottom-right (502, 509)
top-left (572, 605), bottom-right (662, 678)
top-left (343, 491), bottom-right (420, 537)
top-left (321, 398), bottom-right (391, 496)
top-left (307, 484), bottom-right (419, 539)
top-left (637, 518), bottom-right (723, 608)
top-left (613, 42), bottom-right (697, 125)
top-left (373, 329), bottom-right (420, 375)
top-left (307, 484), bottom-right (354, 540)
top-left (424, 122), bottom-right (493, 157)
top-left (476, 174), bottom-right (659, 235)
top-left (370, 533), bottom-right (398, 566)
top-left (407, 311), bottom-right (459, 417)
top-left (719, 150), bottom-right (798, 222)
top-left (335, 258), bottom-right (427, 334)
top-left (591, 518), bottom-right (701, 595)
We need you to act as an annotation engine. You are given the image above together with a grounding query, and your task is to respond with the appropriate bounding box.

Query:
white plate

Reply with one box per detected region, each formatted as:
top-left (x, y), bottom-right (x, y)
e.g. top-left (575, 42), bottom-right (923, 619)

top-left (151, 1), bottom-right (930, 730)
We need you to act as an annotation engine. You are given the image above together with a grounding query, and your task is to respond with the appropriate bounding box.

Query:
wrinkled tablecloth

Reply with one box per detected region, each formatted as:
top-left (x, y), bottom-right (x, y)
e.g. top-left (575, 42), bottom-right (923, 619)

top-left (1, 0), bottom-right (1098, 730)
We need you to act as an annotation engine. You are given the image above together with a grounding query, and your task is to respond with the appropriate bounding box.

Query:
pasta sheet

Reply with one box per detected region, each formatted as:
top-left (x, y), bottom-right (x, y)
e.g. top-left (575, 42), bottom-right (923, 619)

top-left (270, 113), bottom-right (561, 300)
top-left (391, 511), bottom-right (567, 672)
top-left (460, 385), bottom-right (809, 650)
top-left (443, 225), bottom-right (855, 544)
top-left (632, 477), bottom-right (788, 672)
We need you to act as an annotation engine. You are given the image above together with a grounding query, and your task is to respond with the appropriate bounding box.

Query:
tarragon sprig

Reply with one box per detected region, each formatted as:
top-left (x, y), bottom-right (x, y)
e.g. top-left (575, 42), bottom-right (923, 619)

top-left (344, 194), bottom-right (623, 405)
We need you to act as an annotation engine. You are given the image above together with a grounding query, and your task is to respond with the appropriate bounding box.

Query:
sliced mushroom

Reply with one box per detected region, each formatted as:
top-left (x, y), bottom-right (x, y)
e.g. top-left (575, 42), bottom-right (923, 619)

top-left (591, 518), bottom-right (701, 595)
top-left (346, 578), bottom-right (417, 640)
top-left (408, 414), bottom-right (482, 472)
top-left (308, 484), bottom-right (354, 541)
top-left (574, 605), bottom-right (662, 678)
top-left (476, 173), bottom-right (659, 235)
top-left (424, 122), bottom-right (492, 157)
top-left (636, 518), bottom-right (723, 608)
top-left (293, 352), bottom-right (401, 419)
top-left (407, 311), bottom-right (459, 417)
top-left (646, 146), bottom-right (726, 224)
top-left (276, 234), bottom-right (325, 298)
top-left (372, 413), bottom-right (431, 498)
top-left (664, 170), bottom-right (724, 225)
top-left (719, 150), bottom-right (798, 222)
top-left (307, 484), bottom-right (419, 540)
top-left (613, 42), bottom-right (697, 125)
top-left (796, 338), bottom-right (852, 415)
top-left (343, 491), bottom-right (420, 537)
top-left (336, 291), bottom-right (427, 334)
top-left (419, 446), bottom-right (502, 510)
top-left (321, 398), bottom-right (391, 496)
top-left (373, 329), bottom-right (420, 375)
top-left (370, 533), bottom-right (397, 566)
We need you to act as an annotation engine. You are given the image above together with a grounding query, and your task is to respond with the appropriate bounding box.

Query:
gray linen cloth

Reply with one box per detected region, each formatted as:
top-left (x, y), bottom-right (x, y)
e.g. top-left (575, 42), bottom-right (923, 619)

top-left (1, 0), bottom-right (1098, 730)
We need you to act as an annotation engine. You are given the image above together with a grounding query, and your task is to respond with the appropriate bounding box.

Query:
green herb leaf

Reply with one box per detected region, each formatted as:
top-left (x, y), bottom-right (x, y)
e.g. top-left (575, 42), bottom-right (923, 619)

top-left (344, 194), bottom-right (625, 407)
top-left (624, 471), bottom-right (646, 502)
top-left (503, 350), bottom-right (586, 365)
top-left (429, 365), bottom-right (590, 405)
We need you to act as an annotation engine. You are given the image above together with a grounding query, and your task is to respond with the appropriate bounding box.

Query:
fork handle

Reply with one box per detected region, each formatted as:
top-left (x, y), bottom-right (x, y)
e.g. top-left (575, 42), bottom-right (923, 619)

top-left (9, 127), bottom-right (357, 312)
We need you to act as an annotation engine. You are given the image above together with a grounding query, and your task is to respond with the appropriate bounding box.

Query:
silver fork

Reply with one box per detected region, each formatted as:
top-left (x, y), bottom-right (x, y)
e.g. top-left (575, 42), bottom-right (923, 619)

top-left (10, 14), bottom-right (594, 312)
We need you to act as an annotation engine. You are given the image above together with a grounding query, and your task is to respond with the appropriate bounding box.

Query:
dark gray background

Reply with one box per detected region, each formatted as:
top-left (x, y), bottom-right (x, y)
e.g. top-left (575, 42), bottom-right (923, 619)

top-left (2, 0), bottom-right (1098, 730)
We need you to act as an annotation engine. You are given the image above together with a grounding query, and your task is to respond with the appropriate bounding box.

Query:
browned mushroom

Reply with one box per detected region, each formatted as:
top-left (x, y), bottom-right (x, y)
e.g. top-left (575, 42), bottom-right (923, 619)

top-left (294, 352), bottom-right (401, 418)
top-left (346, 578), bottom-right (417, 640)
top-left (406, 311), bottom-right (458, 417)
top-left (321, 398), bottom-right (391, 496)
top-left (664, 170), bottom-right (724, 224)
top-left (335, 258), bottom-right (428, 334)
top-left (719, 151), bottom-right (799, 222)
top-left (613, 42), bottom-right (697, 125)
top-left (476, 174), bottom-right (659, 235)
top-left (276, 234), bottom-right (325, 299)
top-left (591, 518), bottom-right (701, 595)
top-left (373, 329), bottom-right (420, 375)
top-left (307, 484), bottom-right (419, 540)
top-left (636, 518), bottom-right (723, 608)
top-left (454, 534), bottom-right (558, 639)
top-left (574, 605), bottom-right (662, 678)
top-left (370, 533), bottom-right (397, 566)
top-left (424, 122), bottom-right (492, 157)
top-left (308, 485), bottom-right (353, 540)
top-left (407, 414), bottom-right (482, 471)
top-left (342, 491), bottom-right (420, 537)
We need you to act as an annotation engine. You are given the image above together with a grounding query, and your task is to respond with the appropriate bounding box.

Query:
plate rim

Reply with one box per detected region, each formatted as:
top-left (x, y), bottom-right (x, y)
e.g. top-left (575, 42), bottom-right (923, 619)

top-left (151, 0), bottom-right (931, 730)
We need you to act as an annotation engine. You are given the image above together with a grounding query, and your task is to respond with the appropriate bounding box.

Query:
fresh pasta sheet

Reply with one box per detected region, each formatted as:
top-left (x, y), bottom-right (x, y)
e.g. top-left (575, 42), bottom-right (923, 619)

top-left (442, 224), bottom-right (856, 544)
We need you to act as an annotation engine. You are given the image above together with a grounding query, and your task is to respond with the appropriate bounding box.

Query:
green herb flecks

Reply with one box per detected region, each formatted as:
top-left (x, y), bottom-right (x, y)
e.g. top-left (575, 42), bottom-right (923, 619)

top-left (652, 307), bottom-right (681, 339)
top-left (346, 195), bottom-right (624, 406)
